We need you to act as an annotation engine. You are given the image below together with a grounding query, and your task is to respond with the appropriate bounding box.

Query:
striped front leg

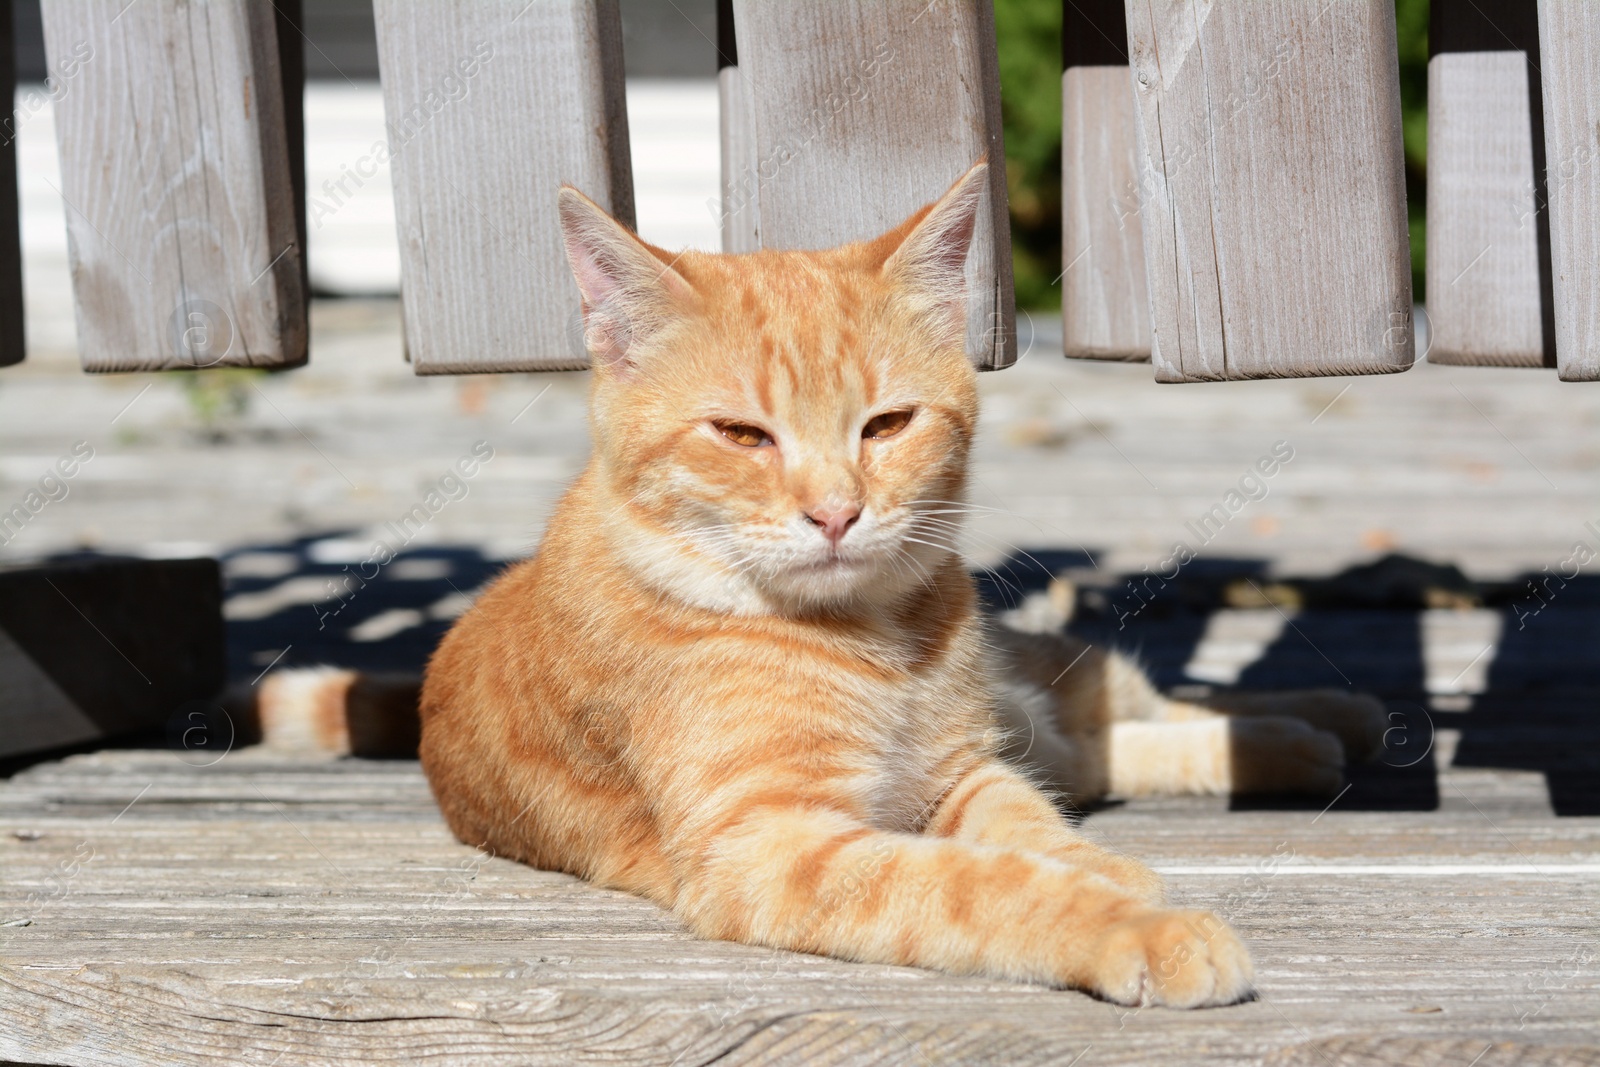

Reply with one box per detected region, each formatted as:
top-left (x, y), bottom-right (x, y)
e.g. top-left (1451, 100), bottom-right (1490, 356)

top-left (671, 795), bottom-right (1251, 1008)
top-left (927, 759), bottom-right (1166, 904)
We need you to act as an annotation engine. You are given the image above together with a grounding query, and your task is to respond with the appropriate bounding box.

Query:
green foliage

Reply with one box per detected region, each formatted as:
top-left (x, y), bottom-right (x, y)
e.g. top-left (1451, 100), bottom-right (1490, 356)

top-left (1394, 0), bottom-right (1429, 301)
top-left (994, 0), bottom-right (1431, 309)
top-left (175, 368), bottom-right (262, 438)
top-left (993, 0), bottom-right (1062, 310)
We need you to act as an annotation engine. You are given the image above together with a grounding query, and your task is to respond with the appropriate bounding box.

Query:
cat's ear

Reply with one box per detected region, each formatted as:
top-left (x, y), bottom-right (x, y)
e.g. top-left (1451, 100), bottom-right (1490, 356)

top-left (558, 185), bottom-right (695, 376)
top-left (880, 160), bottom-right (987, 335)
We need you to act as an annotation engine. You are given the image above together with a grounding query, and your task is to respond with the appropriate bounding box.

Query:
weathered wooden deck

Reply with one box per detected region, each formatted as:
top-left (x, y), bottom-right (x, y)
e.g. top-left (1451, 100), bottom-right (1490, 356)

top-left (4, 299), bottom-right (1600, 1064)
top-left (3, 741), bottom-right (1596, 1066)
top-left (4, 72), bottom-right (1600, 1067)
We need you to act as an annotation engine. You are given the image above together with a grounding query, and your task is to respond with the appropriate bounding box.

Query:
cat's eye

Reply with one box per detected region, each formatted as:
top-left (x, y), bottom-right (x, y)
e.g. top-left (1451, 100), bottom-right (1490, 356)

top-left (862, 409), bottom-right (914, 440)
top-left (714, 420), bottom-right (773, 448)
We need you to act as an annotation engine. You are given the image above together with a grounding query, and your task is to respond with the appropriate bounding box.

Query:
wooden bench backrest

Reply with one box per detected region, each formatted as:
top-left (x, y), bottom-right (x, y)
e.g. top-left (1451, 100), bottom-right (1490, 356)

top-left (9, 1), bottom-right (1597, 383)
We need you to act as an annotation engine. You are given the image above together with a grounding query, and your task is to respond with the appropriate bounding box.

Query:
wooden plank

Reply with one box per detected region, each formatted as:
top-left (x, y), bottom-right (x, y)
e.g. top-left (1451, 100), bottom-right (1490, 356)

top-left (1061, 0), bottom-right (1149, 361)
top-left (39, 1), bottom-right (307, 372)
top-left (1, 750), bottom-right (1598, 1064)
top-left (0, 560), bottom-right (225, 760)
top-left (1124, 2), bottom-right (1415, 382)
top-left (273, 0), bottom-right (310, 308)
top-left (730, 0), bottom-right (1015, 370)
top-left (716, 0), bottom-right (759, 254)
top-left (1263, 1038), bottom-right (1600, 1067)
top-left (373, 0), bottom-right (632, 374)
top-left (717, 65), bottom-right (760, 253)
top-left (1425, 54), bottom-right (1549, 366)
top-left (0, 0), bottom-right (23, 369)
top-left (1426, 0), bottom-right (1553, 367)
top-left (1536, 2), bottom-right (1600, 382)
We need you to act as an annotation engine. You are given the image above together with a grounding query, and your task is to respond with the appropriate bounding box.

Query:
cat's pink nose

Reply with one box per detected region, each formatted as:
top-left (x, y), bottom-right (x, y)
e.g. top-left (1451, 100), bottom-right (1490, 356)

top-left (805, 504), bottom-right (861, 545)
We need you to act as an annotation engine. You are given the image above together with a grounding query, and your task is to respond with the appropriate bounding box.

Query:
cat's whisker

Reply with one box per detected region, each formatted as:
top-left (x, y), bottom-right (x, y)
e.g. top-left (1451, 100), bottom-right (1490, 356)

top-left (679, 528), bottom-right (777, 581)
top-left (907, 516), bottom-right (992, 548)
top-left (900, 526), bottom-right (1069, 610)
top-left (881, 547), bottom-right (920, 584)
top-left (902, 523), bottom-right (960, 542)
top-left (904, 499), bottom-right (1005, 513)
top-left (909, 499), bottom-right (1099, 569)
top-left (901, 535), bottom-right (961, 555)
top-left (883, 537), bottom-right (940, 588)
top-left (913, 521), bottom-right (1077, 591)
top-left (948, 496), bottom-right (1104, 572)
top-left (882, 544), bottom-right (947, 604)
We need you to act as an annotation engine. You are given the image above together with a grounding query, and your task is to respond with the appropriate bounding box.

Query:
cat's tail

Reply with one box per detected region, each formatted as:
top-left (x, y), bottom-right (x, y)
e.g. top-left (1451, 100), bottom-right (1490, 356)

top-left (230, 667), bottom-right (423, 758)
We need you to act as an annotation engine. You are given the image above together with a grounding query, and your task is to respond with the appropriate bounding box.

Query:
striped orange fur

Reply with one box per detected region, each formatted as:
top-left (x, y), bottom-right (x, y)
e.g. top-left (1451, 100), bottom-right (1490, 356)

top-left (404, 163), bottom-right (1381, 1007)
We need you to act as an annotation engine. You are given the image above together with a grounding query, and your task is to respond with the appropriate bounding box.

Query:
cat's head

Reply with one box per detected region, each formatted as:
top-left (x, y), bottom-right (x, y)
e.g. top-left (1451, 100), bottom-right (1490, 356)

top-left (558, 163), bottom-right (987, 614)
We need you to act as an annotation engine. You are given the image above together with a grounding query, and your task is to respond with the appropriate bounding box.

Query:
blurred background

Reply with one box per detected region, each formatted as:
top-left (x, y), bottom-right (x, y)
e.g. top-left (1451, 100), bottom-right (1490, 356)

top-left (3, 1), bottom-right (1597, 809)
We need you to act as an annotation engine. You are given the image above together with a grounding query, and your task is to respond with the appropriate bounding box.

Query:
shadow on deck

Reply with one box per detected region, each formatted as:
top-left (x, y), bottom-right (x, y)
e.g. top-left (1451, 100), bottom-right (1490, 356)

top-left (11, 540), bottom-right (1599, 819)
top-left (979, 549), bottom-right (1600, 817)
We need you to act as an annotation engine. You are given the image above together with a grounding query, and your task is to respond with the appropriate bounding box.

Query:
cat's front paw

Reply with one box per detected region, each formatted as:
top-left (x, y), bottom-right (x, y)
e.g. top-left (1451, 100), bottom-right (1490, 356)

top-left (1078, 908), bottom-right (1255, 1008)
top-left (1087, 853), bottom-right (1167, 906)
top-left (1227, 717), bottom-right (1344, 795)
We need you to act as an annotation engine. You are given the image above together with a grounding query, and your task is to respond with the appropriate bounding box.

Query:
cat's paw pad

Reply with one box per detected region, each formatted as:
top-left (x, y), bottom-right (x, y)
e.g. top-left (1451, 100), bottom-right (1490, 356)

top-left (1082, 908), bottom-right (1254, 1008)
top-left (1228, 717), bottom-right (1344, 795)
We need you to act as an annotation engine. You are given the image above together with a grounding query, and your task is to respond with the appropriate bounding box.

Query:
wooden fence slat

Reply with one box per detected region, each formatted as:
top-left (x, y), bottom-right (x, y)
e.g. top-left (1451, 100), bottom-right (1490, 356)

top-left (730, 0), bottom-right (1015, 370)
top-left (1536, 2), bottom-right (1600, 382)
top-left (1425, 1), bottom-right (1552, 367)
top-left (1425, 54), bottom-right (1547, 366)
top-left (40, 1), bottom-right (306, 372)
top-left (716, 0), bottom-right (759, 254)
top-left (717, 64), bottom-right (760, 254)
top-left (274, 0), bottom-right (309, 311)
top-left (373, 0), bottom-right (632, 374)
top-left (1062, 0), bottom-right (1148, 362)
top-left (0, 0), bottom-right (23, 369)
top-left (1124, 1), bottom-right (1414, 382)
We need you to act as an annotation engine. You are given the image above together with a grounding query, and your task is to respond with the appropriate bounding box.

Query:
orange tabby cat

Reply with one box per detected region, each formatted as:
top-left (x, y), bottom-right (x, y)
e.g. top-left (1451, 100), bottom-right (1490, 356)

top-left (255, 163), bottom-right (1384, 1007)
